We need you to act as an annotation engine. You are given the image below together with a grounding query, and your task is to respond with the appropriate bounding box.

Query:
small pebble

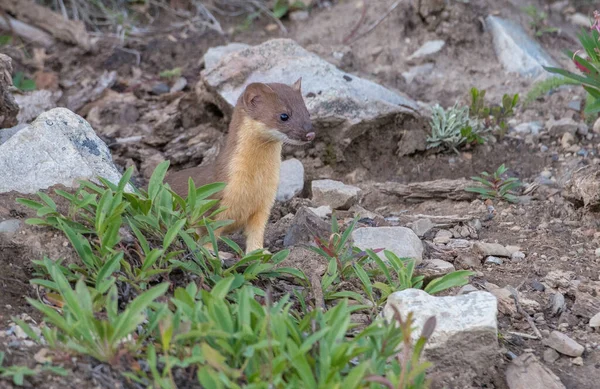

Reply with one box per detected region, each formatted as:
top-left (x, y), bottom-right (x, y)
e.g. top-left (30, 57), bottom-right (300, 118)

top-left (531, 280), bottom-right (545, 292)
top-left (511, 251), bottom-right (525, 261)
top-left (152, 83), bottom-right (170, 95)
top-left (485, 256), bottom-right (503, 265)
top-left (543, 348), bottom-right (560, 363)
top-left (572, 356), bottom-right (584, 366)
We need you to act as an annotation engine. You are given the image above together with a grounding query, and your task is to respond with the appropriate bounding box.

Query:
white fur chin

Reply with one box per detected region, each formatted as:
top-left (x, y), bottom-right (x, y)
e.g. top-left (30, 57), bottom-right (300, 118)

top-left (266, 129), bottom-right (309, 146)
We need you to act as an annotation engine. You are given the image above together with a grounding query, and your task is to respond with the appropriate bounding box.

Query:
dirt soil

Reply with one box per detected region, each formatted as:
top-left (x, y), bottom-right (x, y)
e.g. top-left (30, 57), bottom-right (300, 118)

top-left (2, 0), bottom-right (600, 387)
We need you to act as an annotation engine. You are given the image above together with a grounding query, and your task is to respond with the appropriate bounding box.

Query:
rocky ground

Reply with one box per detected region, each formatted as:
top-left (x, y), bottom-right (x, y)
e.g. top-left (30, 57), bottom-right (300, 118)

top-left (2, 0), bottom-right (600, 388)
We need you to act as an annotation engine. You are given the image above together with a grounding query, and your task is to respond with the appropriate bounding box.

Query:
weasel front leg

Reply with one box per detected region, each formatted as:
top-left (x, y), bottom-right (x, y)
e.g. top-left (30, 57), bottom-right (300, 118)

top-left (244, 208), bottom-right (270, 254)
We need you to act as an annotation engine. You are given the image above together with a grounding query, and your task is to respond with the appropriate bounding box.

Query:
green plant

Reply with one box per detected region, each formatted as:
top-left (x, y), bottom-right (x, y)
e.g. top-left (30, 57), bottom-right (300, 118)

top-left (466, 164), bottom-right (522, 203)
top-left (427, 103), bottom-right (488, 152)
top-left (0, 351), bottom-right (67, 386)
top-left (272, 0), bottom-right (306, 18)
top-left (544, 12), bottom-right (600, 115)
top-left (524, 76), bottom-right (579, 106)
top-left (12, 71), bottom-right (36, 91)
top-left (469, 87), bottom-right (519, 133)
top-left (522, 5), bottom-right (559, 37)
top-left (0, 35), bottom-right (12, 45)
top-left (159, 67), bottom-right (182, 80)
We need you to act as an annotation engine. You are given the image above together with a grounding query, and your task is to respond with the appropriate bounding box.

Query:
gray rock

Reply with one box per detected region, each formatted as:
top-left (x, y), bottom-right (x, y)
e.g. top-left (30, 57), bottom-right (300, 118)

top-left (419, 259), bottom-right (455, 279)
top-left (202, 42), bottom-right (250, 71)
top-left (170, 77), bottom-right (188, 93)
top-left (546, 117), bottom-right (578, 136)
top-left (0, 108), bottom-right (129, 194)
top-left (352, 226), bottom-right (423, 264)
top-left (411, 218), bottom-right (434, 237)
top-left (407, 40), bottom-right (445, 60)
top-left (571, 356), bottom-right (583, 366)
top-left (283, 206), bottom-right (332, 247)
top-left (511, 251), bottom-right (526, 261)
top-left (276, 158), bottom-right (305, 202)
top-left (433, 229), bottom-right (453, 244)
top-left (14, 90), bottom-right (62, 124)
top-left (572, 286), bottom-right (600, 319)
top-left (308, 205), bottom-right (332, 218)
top-left (593, 117), bottom-right (600, 134)
top-left (152, 83), bottom-right (170, 95)
top-left (311, 179), bottom-right (360, 210)
top-left (486, 16), bottom-right (558, 78)
top-left (548, 293), bottom-right (565, 316)
top-left (0, 219), bottom-right (20, 234)
top-left (543, 348), bottom-right (560, 364)
top-left (401, 63), bottom-right (434, 84)
top-left (201, 39), bottom-right (420, 158)
top-left (382, 289), bottom-right (497, 377)
top-left (455, 254), bottom-right (482, 269)
top-left (543, 331), bottom-right (584, 357)
top-left (568, 13), bottom-right (591, 28)
top-left (289, 10), bottom-right (309, 21)
top-left (512, 121), bottom-right (542, 135)
top-left (485, 256), bottom-right (504, 265)
top-left (506, 353), bottom-right (565, 389)
top-left (568, 99), bottom-right (582, 112)
top-left (458, 284), bottom-right (479, 295)
top-left (532, 280), bottom-right (546, 292)
top-left (590, 312), bottom-right (600, 328)
top-left (473, 242), bottom-right (515, 258)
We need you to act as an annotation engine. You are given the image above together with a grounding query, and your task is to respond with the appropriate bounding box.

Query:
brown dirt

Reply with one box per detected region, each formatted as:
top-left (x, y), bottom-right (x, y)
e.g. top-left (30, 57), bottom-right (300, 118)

top-left (2, 0), bottom-right (600, 387)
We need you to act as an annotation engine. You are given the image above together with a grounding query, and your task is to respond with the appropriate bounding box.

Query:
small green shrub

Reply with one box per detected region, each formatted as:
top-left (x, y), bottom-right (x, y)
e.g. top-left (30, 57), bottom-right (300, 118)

top-left (12, 71), bottom-right (36, 92)
top-left (466, 164), bottom-right (522, 203)
top-left (469, 88), bottom-right (519, 134)
top-left (522, 5), bottom-right (559, 37)
top-left (524, 76), bottom-right (579, 106)
top-left (427, 103), bottom-right (487, 152)
top-left (0, 351), bottom-right (67, 386)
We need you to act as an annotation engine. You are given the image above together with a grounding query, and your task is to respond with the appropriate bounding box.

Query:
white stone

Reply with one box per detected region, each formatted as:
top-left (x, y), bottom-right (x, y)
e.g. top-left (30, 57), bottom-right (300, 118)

top-left (0, 108), bottom-right (129, 194)
top-left (486, 16), bottom-right (558, 78)
top-left (311, 179), bottom-right (360, 210)
top-left (407, 40), bottom-right (445, 60)
top-left (308, 205), bottom-right (332, 218)
top-left (276, 158), bottom-right (305, 202)
top-left (588, 312), bottom-right (600, 328)
top-left (202, 42), bottom-right (250, 70)
top-left (382, 289), bottom-right (498, 371)
top-left (352, 226), bottom-right (423, 264)
top-left (433, 229), bottom-right (453, 244)
top-left (543, 331), bottom-right (584, 357)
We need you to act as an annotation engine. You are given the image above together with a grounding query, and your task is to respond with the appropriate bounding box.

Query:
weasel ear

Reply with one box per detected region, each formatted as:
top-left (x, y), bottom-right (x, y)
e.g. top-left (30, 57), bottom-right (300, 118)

top-left (243, 83), bottom-right (274, 109)
top-left (292, 77), bottom-right (302, 92)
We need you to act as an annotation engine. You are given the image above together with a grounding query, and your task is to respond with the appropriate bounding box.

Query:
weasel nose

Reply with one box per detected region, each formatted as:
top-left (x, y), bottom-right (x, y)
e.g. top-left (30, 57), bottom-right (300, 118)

top-left (306, 132), bottom-right (315, 141)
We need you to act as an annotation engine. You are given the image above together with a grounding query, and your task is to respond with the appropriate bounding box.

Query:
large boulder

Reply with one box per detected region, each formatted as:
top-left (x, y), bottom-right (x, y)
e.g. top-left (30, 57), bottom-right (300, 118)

top-left (382, 288), bottom-right (498, 384)
top-left (198, 39), bottom-right (422, 161)
top-left (0, 107), bottom-right (128, 194)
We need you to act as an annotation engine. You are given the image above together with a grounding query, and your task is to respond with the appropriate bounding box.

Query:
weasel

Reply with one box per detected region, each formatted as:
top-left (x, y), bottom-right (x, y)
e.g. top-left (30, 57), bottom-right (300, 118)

top-left (165, 78), bottom-right (315, 253)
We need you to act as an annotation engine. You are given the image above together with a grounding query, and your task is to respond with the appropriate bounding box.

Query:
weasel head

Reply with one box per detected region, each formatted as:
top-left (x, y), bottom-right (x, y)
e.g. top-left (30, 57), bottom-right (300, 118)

top-left (241, 78), bottom-right (315, 146)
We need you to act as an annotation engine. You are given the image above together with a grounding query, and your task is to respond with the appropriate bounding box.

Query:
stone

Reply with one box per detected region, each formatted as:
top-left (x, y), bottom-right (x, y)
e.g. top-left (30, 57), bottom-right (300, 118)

top-left (511, 251), bottom-right (526, 261)
top-left (593, 117), bottom-right (600, 134)
top-left (512, 121), bottom-right (542, 135)
top-left (401, 63), bottom-right (434, 84)
top-left (543, 270), bottom-right (574, 290)
top-left (531, 281), bottom-right (545, 292)
top-left (308, 205), bottom-right (332, 219)
top-left (455, 254), bottom-right (482, 269)
top-left (382, 289), bottom-right (498, 377)
top-left (152, 83), bottom-right (170, 95)
top-left (589, 312), bottom-right (600, 328)
top-left (311, 179), bottom-right (360, 210)
top-left (486, 283), bottom-right (517, 315)
top-left (572, 285), bottom-right (600, 319)
top-left (289, 11), bottom-right (309, 21)
top-left (543, 348), bottom-right (560, 363)
top-left (0, 219), bottom-right (20, 234)
top-left (548, 293), bottom-right (565, 316)
top-left (486, 16), bottom-right (558, 78)
top-left (433, 229), bottom-right (453, 244)
top-left (14, 90), bottom-right (62, 124)
top-left (571, 357), bottom-right (583, 366)
top-left (140, 153), bottom-right (165, 179)
top-left (560, 132), bottom-right (575, 149)
top-left (276, 158), bottom-right (305, 202)
top-left (543, 331), bottom-right (584, 357)
top-left (458, 284), bottom-right (478, 295)
top-left (200, 39), bottom-right (420, 159)
top-left (0, 54), bottom-right (19, 128)
top-left (505, 353), bottom-right (566, 389)
top-left (352, 226), bottom-right (423, 263)
top-left (568, 13), bottom-right (591, 28)
top-left (0, 108), bottom-right (129, 194)
top-left (546, 117), bottom-right (578, 136)
top-left (411, 218), bottom-right (434, 237)
top-left (283, 206), bottom-right (332, 247)
top-left (567, 99), bottom-right (582, 112)
top-left (407, 40), bottom-right (445, 60)
top-left (170, 77), bottom-right (187, 93)
top-left (473, 242), bottom-right (514, 258)
top-left (202, 42), bottom-right (251, 70)
top-left (418, 259), bottom-right (455, 279)
top-left (485, 255), bottom-right (504, 265)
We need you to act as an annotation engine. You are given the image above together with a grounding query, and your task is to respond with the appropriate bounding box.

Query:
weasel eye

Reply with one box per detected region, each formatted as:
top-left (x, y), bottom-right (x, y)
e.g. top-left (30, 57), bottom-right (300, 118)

top-left (280, 113), bottom-right (289, 121)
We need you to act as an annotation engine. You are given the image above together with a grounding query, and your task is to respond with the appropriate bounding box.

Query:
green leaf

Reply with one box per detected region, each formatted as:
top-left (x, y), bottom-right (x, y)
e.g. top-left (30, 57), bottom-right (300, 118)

top-left (163, 218), bottom-right (186, 250)
top-left (424, 270), bottom-right (474, 295)
top-left (148, 161), bottom-right (170, 200)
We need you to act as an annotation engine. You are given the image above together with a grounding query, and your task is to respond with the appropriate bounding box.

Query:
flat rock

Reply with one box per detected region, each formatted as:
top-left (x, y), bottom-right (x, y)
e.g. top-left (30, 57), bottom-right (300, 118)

top-left (276, 158), bottom-right (305, 202)
top-left (0, 219), bottom-right (20, 234)
top-left (14, 90), bottom-right (62, 124)
top-left (546, 117), bottom-right (579, 136)
top-left (589, 312), bottom-right (600, 328)
top-left (352, 226), bottom-right (423, 263)
top-left (283, 206), bottom-right (332, 247)
top-left (486, 16), bottom-right (558, 78)
top-left (382, 289), bottom-right (497, 376)
top-left (311, 179), bottom-right (360, 210)
top-left (543, 331), bottom-right (584, 357)
top-left (473, 242), bottom-right (515, 258)
top-left (572, 283), bottom-right (600, 319)
top-left (543, 348), bottom-right (560, 364)
top-left (200, 39), bottom-right (420, 159)
top-left (418, 259), bottom-right (455, 279)
top-left (407, 40), bottom-right (445, 60)
top-left (308, 205), bottom-right (331, 219)
top-left (0, 108), bottom-right (128, 194)
top-left (411, 218), bottom-right (434, 237)
top-left (433, 229), bottom-right (453, 244)
top-left (512, 121), bottom-right (542, 135)
top-left (486, 283), bottom-right (517, 315)
top-left (506, 353), bottom-right (566, 389)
